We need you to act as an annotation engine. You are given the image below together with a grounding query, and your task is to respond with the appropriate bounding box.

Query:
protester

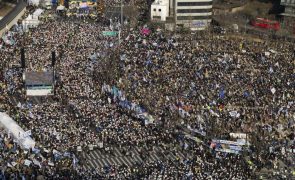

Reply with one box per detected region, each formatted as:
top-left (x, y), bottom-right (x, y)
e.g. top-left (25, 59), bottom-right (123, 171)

top-left (0, 4), bottom-right (294, 179)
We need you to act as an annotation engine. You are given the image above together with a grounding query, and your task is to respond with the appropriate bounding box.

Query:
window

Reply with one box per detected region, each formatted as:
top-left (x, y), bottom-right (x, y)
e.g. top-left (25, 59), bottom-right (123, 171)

top-left (153, 16), bottom-right (161, 19)
top-left (176, 16), bottom-right (211, 20)
top-left (159, 9), bottom-right (161, 12)
top-left (177, 1), bottom-right (213, 6)
top-left (177, 9), bottom-right (212, 13)
top-left (153, 8), bottom-right (156, 11)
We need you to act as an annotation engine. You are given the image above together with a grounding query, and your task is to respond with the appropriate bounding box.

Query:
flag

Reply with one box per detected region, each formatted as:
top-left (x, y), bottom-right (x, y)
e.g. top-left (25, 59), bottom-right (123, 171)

top-left (53, 150), bottom-right (62, 160)
top-left (111, 86), bottom-right (119, 96)
top-left (72, 154), bottom-right (78, 167)
top-left (24, 159), bottom-right (32, 166)
top-left (63, 152), bottom-right (71, 158)
top-left (32, 147), bottom-right (40, 154)
top-left (219, 89), bottom-right (225, 99)
top-left (140, 28), bottom-right (151, 36)
top-left (229, 111), bottom-right (238, 117)
top-left (7, 163), bottom-right (13, 167)
top-left (33, 159), bottom-right (41, 168)
top-left (243, 91), bottom-right (250, 98)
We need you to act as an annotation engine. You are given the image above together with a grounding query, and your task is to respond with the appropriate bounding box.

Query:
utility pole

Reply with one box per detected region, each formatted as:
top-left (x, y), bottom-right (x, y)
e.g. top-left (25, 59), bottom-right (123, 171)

top-left (121, 0), bottom-right (123, 26)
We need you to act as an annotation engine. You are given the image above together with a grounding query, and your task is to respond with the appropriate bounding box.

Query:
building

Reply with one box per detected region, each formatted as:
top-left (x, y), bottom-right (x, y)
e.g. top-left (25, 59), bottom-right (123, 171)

top-left (280, 0), bottom-right (295, 34)
top-left (174, 0), bottom-right (212, 30)
top-left (280, 0), bottom-right (295, 17)
top-left (151, 0), bottom-right (170, 21)
top-left (150, 0), bottom-right (213, 30)
top-left (23, 71), bottom-right (54, 96)
top-left (213, 0), bottom-right (247, 16)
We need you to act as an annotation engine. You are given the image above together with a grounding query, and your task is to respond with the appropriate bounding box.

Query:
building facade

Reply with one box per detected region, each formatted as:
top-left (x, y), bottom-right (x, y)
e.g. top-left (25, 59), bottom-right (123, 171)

top-left (280, 0), bottom-right (295, 17)
top-left (175, 0), bottom-right (212, 30)
top-left (151, 0), bottom-right (170, 21)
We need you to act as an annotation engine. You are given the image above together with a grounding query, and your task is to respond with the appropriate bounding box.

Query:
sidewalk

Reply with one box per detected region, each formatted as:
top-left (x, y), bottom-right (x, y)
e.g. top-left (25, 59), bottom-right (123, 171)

top-left (0, 3), bottom-right (15, 17)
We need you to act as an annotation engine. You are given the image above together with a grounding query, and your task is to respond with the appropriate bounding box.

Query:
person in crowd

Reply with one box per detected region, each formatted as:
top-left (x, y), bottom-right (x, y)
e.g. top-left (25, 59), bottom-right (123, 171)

top-left (0, 4), bottom-right (294, 179)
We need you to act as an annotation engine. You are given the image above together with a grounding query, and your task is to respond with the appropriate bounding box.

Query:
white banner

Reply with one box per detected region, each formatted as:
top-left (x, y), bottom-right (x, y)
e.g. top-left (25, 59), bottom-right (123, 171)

top-left (213, 139), bottom-right (245, 146)
top-left (230, 133), bottom-right (247, 139)
top-left (22, 130), bottom-right (32, 139)
top-left (24, 159), bottom-right (32, 166)
top-left (0, 113), bottom-right (35, 149)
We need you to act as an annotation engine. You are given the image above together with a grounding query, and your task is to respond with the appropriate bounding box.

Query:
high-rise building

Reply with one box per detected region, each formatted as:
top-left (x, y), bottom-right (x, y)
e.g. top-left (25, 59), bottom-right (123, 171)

top-left (150, 0), bottom-right (213, 30)
top-left (151, 0), bottom-right (170, 21)
top-left (174, 0), bottom-right (212, 30)
top-left (280, 0), bottom-right (295, 17)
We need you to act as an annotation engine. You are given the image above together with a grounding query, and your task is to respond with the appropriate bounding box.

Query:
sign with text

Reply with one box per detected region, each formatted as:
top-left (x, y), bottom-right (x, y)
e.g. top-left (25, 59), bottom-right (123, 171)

top-left (102, 31), bottom-right (118, 36)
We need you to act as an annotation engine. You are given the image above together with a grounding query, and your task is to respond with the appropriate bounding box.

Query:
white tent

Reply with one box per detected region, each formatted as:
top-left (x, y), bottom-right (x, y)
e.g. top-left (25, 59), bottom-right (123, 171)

top-left (57, 5), bottom-right (65, 11)
top-left (0, 112), bottom-right (35, 149)
top-left (22, 14), bottom-right (40, 31)
top-left (33, 9), bottom-right (44, 19)
top-left (28, 0), bottom-right (40, 6)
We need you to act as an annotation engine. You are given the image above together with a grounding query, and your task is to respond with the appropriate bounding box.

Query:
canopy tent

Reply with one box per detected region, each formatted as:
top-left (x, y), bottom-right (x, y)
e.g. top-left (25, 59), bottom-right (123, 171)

top-left (22, 14), bottom-right (40, 31)
top-left (57, 5), bottom-right (65, 11)
top-left (28, 0), bottom-right (40, 6)
top-left (33, 9), bottom-right (44, 18)
top-left (0, 112), bottom-right (35, 149)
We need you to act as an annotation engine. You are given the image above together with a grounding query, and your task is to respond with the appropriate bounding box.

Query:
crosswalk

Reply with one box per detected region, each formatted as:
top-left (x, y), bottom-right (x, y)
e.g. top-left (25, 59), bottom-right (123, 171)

top-left (8, 94), bottom-right (24, 106)
top-left (8, 95), bottom-right (56, 105)
top-left (83, 145), bottom-right (188, 169)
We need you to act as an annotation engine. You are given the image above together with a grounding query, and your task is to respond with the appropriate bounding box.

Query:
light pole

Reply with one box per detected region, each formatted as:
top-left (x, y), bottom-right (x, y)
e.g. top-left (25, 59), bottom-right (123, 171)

top-left (120, 0), bottom-right (123, 26)
top-left (119, 0), bottom-right (123, 45)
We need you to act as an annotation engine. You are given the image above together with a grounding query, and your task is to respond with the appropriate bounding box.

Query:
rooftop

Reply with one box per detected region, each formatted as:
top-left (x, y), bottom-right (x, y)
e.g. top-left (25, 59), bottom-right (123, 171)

top-left (281, 0), bottom-right (295, 6)
top-left (213, 0), bottom-right (247, 10)
top-left (25, 71), bottom-right (53, 86)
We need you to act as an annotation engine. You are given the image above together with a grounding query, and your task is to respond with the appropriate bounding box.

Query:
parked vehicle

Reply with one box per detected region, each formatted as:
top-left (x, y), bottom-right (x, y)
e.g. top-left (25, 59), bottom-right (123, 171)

top-left (251, 18), bottom-right (280, 31)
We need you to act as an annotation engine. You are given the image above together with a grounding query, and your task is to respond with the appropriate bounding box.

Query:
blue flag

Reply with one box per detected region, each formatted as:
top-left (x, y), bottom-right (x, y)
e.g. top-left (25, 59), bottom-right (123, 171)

top-left (219, 89), bottom-right (225, 99)
top-left (243, 91), bottom-right (250, 98)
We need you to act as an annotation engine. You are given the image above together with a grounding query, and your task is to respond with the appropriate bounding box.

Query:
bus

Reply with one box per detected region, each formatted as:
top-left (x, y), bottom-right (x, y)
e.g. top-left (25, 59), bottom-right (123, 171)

top-left (251, 18), bottom-right (280, 31)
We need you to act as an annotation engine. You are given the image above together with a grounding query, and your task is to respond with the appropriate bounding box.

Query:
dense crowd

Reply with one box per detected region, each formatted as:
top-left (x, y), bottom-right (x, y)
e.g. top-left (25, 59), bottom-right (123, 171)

top-left (114, 23), bottom-right (295, 178)
top-left (0, 4), bottom-right (294, 179)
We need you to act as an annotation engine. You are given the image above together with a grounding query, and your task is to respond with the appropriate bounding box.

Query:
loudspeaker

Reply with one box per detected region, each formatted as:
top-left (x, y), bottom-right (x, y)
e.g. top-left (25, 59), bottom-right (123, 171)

top-left (21, 48), bottom-right (25, 69)
top-left (52, 51), bottom-right (56, 67)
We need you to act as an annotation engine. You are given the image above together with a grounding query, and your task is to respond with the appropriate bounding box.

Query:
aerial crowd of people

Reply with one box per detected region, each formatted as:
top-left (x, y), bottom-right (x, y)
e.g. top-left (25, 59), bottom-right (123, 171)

top-left (0, 3), bottom-right (294, 180)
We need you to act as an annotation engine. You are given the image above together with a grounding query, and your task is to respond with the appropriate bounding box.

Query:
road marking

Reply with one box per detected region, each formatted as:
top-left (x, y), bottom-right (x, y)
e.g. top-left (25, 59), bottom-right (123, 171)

top-left (88, 160), bottom-right (95, 169)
